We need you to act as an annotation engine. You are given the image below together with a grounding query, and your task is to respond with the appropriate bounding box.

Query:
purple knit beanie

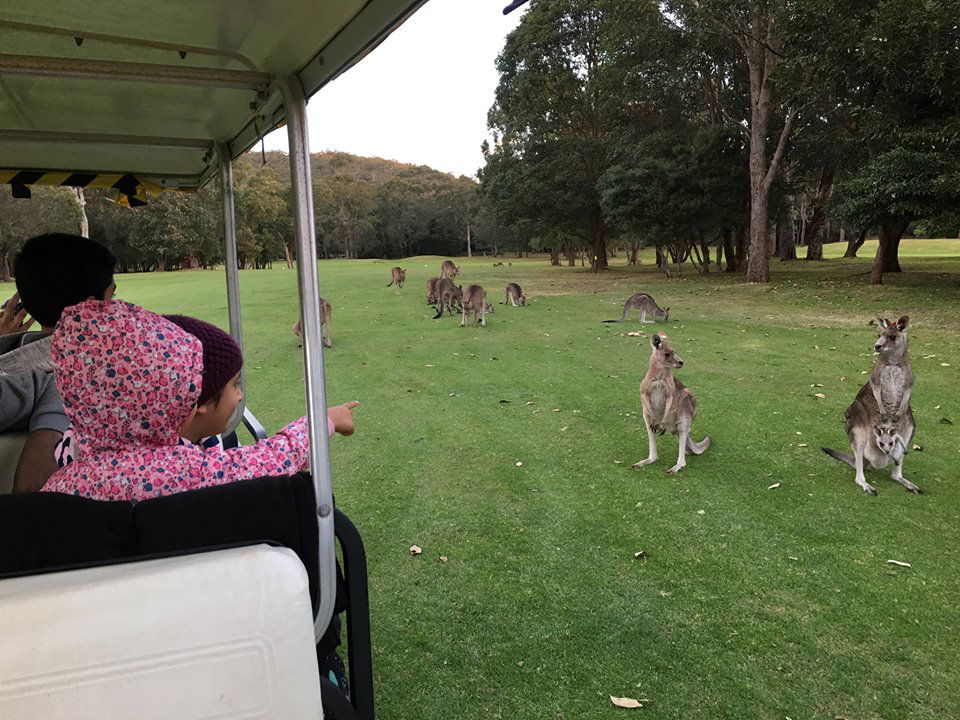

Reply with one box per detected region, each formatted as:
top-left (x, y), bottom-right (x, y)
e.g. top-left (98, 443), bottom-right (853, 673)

top-left (164, 315), bottom-right (243, 405)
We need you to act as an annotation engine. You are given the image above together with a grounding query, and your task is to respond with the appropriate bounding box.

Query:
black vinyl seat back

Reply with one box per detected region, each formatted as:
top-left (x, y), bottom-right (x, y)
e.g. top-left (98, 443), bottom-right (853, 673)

top-left (0, 472), bottom-right (320, 613)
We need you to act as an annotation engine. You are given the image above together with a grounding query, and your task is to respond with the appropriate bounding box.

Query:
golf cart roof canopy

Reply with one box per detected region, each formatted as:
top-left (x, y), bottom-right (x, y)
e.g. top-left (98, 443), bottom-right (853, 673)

top-left (0, 0), bottom-right (425, 191)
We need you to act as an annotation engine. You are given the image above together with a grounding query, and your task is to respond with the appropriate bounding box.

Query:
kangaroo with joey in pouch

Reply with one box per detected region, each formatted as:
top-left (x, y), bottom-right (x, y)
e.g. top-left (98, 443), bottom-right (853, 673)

top-left (822, 316), bottom-right (919, 495)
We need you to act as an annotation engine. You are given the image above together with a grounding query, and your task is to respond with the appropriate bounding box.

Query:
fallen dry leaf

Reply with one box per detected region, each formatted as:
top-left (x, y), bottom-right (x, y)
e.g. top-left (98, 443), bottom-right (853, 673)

top-left (409, 545), bottom-right (422, 555)
top-left (609, 695), bottom-right (644, 709)
top-left (634, 550), bottom-right (646, 559)
top-left (788, 556), bottom-right (799, 561)
top-left (887, 559), bottom-right (911, 568)
top-left (941, 363), bottom-right (950, 367)
top-left (613, 459), bottom-right (622, 464)
top-left (797, 443), bottom-right (809, 448)
top-left (439, 556), bottom-right (448, 563)
top-left (935, 404), bottom-right (941, 409)
top-left (552, 408), bottom-right (561, 412)
top-left (525, 401), bottom-right (535, 405)
top-left (912, 444), bottom-right (923, 451)
top-left (560, 426), bottom-right (569, 431)
top-left (814, 393), bottom-right (826, 399)
top-left (627, 331), bottom-right (643, 337)
top-left (697, 509), bottom-right (705, 515)
top-left (515, 461), bottom-right (523, 467)
top-left (425, 364), bottom-right (434, 367)
top-left (768, 482), bottom-right (781, 489)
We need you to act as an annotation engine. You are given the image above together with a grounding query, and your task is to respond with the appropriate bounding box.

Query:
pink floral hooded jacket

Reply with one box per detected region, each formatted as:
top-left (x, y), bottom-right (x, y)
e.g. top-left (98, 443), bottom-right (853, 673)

top-left (41, 299), bottom-right (322, 502)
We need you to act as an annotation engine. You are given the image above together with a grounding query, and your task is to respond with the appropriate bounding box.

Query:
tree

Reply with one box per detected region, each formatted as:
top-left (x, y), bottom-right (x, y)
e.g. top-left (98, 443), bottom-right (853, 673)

top-left (672, 0), bottom-right (805, 282)
top-left (485, 0), bottom-right (664, 270)
top-left (832, 144), bottom-right (960, 283)
top-left (822, 0), bottom-right (960, 283)
top-left (0, 186), bottom-right (82, 281)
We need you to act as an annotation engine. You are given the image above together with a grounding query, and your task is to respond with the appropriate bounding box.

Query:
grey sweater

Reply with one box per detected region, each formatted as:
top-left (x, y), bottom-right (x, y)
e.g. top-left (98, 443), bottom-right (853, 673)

top-left (0, 370), bottom-right (69, 434)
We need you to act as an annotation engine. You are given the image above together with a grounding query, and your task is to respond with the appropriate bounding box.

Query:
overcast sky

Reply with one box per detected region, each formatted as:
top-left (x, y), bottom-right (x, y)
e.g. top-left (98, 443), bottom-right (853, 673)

top-left (262, 0), bottom-right (524, 179)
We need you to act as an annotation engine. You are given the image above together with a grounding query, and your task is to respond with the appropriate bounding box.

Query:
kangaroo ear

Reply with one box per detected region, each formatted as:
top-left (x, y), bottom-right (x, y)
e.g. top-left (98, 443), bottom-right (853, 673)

top-left (874, 316), bottom-right (890, 329)
top-left (897, 315), bottom-right (909, 331)
top-left (651, 334), bottom-right (662, 349)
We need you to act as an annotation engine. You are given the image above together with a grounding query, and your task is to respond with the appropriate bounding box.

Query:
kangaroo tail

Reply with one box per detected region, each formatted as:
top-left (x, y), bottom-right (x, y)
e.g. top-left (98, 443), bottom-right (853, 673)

top-left (822, 447), bottom-right (855, 467)
top-left (686, 434), bottom-right (711, 455)
top-left (386, 280), bottom-right (394, 287)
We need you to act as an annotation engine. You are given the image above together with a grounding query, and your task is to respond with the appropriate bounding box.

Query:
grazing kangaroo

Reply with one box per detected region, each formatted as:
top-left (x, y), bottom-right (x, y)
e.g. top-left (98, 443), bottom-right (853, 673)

top-left (440, 259), bottom-right (460, 279)
top-left (460, 285), bottom-right (491, 327)
top-left (293, 298), bottom-right (332, 348)
top-left (603, 293), bottom-right (669, 324)
top-left (822, 316), bottom-right (919, 495)
top-left (426, 277), bottom-right (441, 304)
top-left (632, 333), bottom-right (710, 474)
top-left (432, 278), bottom-right (463, 319)
top-left (387, 267), bottom-right (406, 294)
top-left (502, 282), bottom-right (527, 306)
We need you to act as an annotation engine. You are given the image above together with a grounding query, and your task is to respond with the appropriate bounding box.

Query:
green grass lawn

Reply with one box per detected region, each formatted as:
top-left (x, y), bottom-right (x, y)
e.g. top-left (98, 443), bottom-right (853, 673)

top-left (6, 240), bottom-right (958, 719)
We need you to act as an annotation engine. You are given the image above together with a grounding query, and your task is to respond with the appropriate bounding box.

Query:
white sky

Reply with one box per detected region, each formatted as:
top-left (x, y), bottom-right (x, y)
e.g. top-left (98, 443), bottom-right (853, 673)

top-left (262, 0), bottom-right (525, 179)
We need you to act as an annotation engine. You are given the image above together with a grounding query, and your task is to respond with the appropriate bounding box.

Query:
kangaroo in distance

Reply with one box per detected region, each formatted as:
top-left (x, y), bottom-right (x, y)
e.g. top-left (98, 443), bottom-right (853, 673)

top-left (502, 283), bottom-right (526, 306)
top-left (632, 333), bottom-right (710, 474)
top-left (293, 297), bottom-right (332, 348)
top-left (461, 285), bottom-right (492, 327)
top-left (386, 267), bottom-right (406, 294)
top-left (433, 277), bottom-right (463, 318)
top-left (823, 316), bottom-right (919, 495)
top-left (441, 260), bottom-right (460, 279)
top-left (604, 293), bottom-right (669, 324)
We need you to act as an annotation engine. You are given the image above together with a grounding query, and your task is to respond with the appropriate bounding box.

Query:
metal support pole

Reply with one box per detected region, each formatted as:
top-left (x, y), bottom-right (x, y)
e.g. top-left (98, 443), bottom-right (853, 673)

top-left (217, 144), bottom-right (246, 434)
top-left (278, 75), bottom-right (337, 642)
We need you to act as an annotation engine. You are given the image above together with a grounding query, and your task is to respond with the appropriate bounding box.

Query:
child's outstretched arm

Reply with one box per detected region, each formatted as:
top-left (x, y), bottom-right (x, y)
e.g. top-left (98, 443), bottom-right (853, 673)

top-left (190, 401), bottom-right (360, 486)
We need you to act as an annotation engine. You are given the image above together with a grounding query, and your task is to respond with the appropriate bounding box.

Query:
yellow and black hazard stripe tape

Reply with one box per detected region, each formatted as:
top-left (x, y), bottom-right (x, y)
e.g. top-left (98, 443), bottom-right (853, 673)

top-left (0, 170), bottom-right (164, 207)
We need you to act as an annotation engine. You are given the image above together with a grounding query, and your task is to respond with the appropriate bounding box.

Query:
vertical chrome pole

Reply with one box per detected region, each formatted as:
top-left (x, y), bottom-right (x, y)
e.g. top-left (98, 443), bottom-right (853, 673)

top-left (217, 143), bottom-right (245, 432)
top-left (278, 75), bottom-right (336, 641)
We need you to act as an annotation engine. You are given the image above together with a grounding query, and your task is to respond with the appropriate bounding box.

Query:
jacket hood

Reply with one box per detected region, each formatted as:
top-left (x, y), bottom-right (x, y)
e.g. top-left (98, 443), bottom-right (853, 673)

top-left (52, 299), bottom-right (202, 452)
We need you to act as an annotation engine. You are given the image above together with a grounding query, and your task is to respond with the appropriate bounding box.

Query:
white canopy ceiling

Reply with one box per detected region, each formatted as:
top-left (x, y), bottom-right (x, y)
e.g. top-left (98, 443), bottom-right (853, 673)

top-left (0, 0), bottom-right (427, 189)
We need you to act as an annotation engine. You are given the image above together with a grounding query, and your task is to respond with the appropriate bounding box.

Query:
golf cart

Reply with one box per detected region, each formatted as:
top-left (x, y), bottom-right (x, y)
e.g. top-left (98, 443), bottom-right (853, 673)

top-left (0, 2), bottom-right (430, 718)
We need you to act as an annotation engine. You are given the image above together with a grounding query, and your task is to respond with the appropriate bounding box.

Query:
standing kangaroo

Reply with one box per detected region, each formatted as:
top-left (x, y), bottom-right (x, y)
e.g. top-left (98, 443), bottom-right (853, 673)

top-left (502, 282), bottom-right (526, 306)
top-left (822, 316), bottom-right (919, 495)
top-left (293, 298), bottom-right (332, 348)
top-left (426, 277), bottom-right (441, 304)
top-left (460, 285), bottom-right (491, 327)
top-left (432, 278), bottom-right (463, 318)
top-left (632, 333), bottom-right (710, 474)
top-left (440, 260), bottom-right (460, 279)
top-left (386, 267), bottom-right (406, 294)
top-left (603, 293), bottom-right (669, 324)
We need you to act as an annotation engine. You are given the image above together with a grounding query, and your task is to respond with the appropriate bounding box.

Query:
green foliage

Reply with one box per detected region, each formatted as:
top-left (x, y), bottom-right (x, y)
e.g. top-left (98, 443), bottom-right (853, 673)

top-left (601, 126), bottom-right (749, 246)
top-left (832, 144), bottom-right (960, 231)
top-left (0, 185), bottom-right (82, 278)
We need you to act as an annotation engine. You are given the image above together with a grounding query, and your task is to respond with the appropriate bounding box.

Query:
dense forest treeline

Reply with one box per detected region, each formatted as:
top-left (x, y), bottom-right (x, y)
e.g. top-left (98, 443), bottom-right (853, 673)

top-left (479, 0), bottom-right (960, 284)
top-left (0, 151), bottom-right (494, 278)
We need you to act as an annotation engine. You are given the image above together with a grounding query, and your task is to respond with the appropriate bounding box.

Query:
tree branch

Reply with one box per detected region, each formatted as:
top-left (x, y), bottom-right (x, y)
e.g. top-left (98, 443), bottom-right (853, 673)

top-left (763, 107), bottom-right (799, 193)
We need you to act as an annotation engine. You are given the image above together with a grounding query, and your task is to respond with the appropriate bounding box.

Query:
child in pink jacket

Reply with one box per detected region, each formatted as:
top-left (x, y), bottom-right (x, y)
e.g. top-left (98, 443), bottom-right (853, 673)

top-left (42, 299), bottom-right (356, 501)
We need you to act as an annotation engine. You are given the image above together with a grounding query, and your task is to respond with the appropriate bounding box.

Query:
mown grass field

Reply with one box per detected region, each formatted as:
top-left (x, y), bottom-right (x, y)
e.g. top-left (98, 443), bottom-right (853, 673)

top-left (8, 239), bottom-right (958, 719)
